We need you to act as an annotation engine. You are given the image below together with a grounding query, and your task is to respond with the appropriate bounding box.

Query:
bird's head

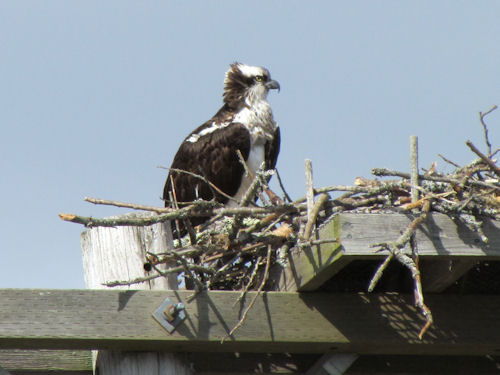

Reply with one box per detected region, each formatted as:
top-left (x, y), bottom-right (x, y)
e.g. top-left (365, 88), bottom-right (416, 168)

top-left (223, 62), bottom-right (280, 108)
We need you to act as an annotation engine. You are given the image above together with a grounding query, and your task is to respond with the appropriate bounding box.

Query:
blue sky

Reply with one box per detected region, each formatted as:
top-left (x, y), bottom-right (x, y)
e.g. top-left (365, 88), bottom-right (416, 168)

top-left (1, 1), bottom-right (500, 288)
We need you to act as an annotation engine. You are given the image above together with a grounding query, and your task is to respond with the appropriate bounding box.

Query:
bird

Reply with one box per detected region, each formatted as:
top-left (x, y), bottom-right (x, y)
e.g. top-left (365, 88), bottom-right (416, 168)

top-left (163, 62), bottom-right (281, 230)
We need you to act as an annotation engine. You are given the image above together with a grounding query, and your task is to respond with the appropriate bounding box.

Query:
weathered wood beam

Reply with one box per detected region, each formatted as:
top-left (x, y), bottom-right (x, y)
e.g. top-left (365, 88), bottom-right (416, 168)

top-left (3, 351), bottom-right (499, 375)
top-left (420, 259), bottom-right (477, 292)
top-left (1, 289), bottom-right (500, 356)
top-left (192, 352), bottom-right (319, 374)
top-left (347, 355), bottom-right (500, 374)
top-left (276, 212), bottom-right (500, 291)
top-left (0, 349), bottom-right (91, 374)
top-left (0, 350), bottom-right (317, 374)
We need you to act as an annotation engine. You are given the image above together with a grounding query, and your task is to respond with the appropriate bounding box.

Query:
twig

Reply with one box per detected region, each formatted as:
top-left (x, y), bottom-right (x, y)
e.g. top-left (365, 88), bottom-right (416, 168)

top-left (170, 174), bottom-right (197, 244)
top-left (236, 149), bottom-right (253, 179)
top-left (60, 202), bottom-right (300, 227)
top-left (372, 168), bottom-right (500, 191)
top-left (367, 253), bottom-right (394, 292)
top-left (262, 214), bottom-right (289, 234)
top-left (241, 165), bottom-right (272, 207)
top-left (294, 180), bottom-right (410, 204)
top-left (479, 105), bottom-right (497, 156)
top-left (491, 148), bottom-right (500, 158)
top-left (104, 273), bottom-right (165, 287)
top-left (331, 195), bottom-right (389, 211)
top-left (171, 251), bottom-right (205, 291)
top-left (234, 256), bottom-right (263, 306)
top-left (103, 264), bottom-right (216, 287)
top-left (208, 255), bottom-right (238, 287)
top-left (168, 188), bottom-right (183, 242)
top-left (104, 263), bottom-right (215, 287)
top-left (295, 186), bottom-right (364, 202)
top-left (370, 200), bottom-right (433, 338)
top-left (298, 238), bottom-right (340, 247)
top-left (402, 192), bottom-right (453, 211)
top-left (59, 210), bottom-right (192, 228)
top-left (465, 140), bottom-right (500, 178)
top-left (410, 135), bottom-right (419, 203)
top-left (228, 164), bottom-right (271, 239)
top-left (146, 246), bottom-right (204, 260)
top-left (85, 197), bottom-right (173, 213)
top-left (224, 244), bottom-right (272, 341)
top-left (302, 193), bottom-right (329, 240)
top-left (438, 154), bottom-right (461, 168)
top-left (236, 150), bottom-right (273, 205)
top-left (242, 213), bottom-right (279, 235)
top-left (304, 159), bottom-right (315, 223)
top-left (275, 168), bottom-right (293, 203)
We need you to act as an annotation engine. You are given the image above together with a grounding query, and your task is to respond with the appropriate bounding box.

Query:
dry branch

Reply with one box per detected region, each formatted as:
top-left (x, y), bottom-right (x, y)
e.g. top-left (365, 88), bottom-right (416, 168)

top-left (302, 193), bottom-right (329, 241)
top-left (410, 135), bottom-right (419, 203)
top-left (372, 167), bottom-right (500, 191)
top-left (85, 197), bottom-right (172, 213)
top-left (479, 104), bottom-right (497, 156)
top-left (465, 140), bottom-right (500, 177)
top-left (304, 159), bottom-right (315, 222)
top-left (224, 245), bottom-right (273, 341)
top-left (60, 202), bottom-right (299, 228)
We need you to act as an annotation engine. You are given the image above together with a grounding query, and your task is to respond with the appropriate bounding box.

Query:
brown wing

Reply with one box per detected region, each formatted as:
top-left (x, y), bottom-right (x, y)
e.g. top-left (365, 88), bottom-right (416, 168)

top-left (265, 126), bottom-right (280, 170)
top-left (163, 123), bottom-right (251, 208)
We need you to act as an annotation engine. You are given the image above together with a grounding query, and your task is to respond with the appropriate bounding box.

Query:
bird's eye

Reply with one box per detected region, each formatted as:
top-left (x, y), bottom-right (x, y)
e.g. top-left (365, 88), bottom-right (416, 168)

top-left (255, 75), bottom-right (265, 82)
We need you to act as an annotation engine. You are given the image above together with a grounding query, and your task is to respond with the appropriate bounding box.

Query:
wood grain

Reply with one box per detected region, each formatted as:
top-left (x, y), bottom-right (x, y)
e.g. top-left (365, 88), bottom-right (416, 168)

top-left (275, 212), bottom-right (499, 291)
top-left (1, 289), bottom-right (500, 356)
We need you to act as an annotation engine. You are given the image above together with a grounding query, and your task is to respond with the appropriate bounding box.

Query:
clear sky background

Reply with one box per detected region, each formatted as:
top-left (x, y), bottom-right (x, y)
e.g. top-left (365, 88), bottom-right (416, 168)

top-left (1, 1), bottom-right (500, 289)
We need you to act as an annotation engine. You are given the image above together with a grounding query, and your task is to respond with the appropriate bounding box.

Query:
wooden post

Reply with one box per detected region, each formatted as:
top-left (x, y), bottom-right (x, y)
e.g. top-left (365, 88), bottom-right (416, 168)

top-left (81, 212), bottom-right (192, 375)
top-left (306, 353), bottom-right (358, 375)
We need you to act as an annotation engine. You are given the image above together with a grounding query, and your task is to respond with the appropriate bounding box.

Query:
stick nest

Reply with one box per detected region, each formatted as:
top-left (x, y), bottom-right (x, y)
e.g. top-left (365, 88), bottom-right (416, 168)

top-left (60, 105), bottom-right (500, 339)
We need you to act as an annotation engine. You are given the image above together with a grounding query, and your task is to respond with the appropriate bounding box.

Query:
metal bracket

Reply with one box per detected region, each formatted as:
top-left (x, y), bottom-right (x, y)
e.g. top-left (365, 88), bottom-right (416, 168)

top-left (152, 297), bottom-right (186, 334)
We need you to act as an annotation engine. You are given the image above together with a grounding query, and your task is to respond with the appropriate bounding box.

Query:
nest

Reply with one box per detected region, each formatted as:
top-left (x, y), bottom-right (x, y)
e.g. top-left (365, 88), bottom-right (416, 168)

top-left (60, 105), bottom-right (500, 338)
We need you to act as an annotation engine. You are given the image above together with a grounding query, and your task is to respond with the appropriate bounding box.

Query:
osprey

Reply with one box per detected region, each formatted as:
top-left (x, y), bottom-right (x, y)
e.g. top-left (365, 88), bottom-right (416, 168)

top-left (163, 62), bottom-right (280, 227)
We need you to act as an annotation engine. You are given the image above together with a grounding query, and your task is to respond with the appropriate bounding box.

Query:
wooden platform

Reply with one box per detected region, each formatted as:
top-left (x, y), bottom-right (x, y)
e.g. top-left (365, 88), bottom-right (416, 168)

top-left (1, 289), bottom-right (500, 356)
top-left (276, 212), bottom-right (500, 291)
top-left (2, 212), bottom-right (500, 374)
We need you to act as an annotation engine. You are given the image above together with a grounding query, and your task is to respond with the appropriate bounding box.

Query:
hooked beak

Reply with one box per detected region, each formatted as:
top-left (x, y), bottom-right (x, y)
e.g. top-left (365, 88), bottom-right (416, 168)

top-left (265, 79), bottom-right (280, 92)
